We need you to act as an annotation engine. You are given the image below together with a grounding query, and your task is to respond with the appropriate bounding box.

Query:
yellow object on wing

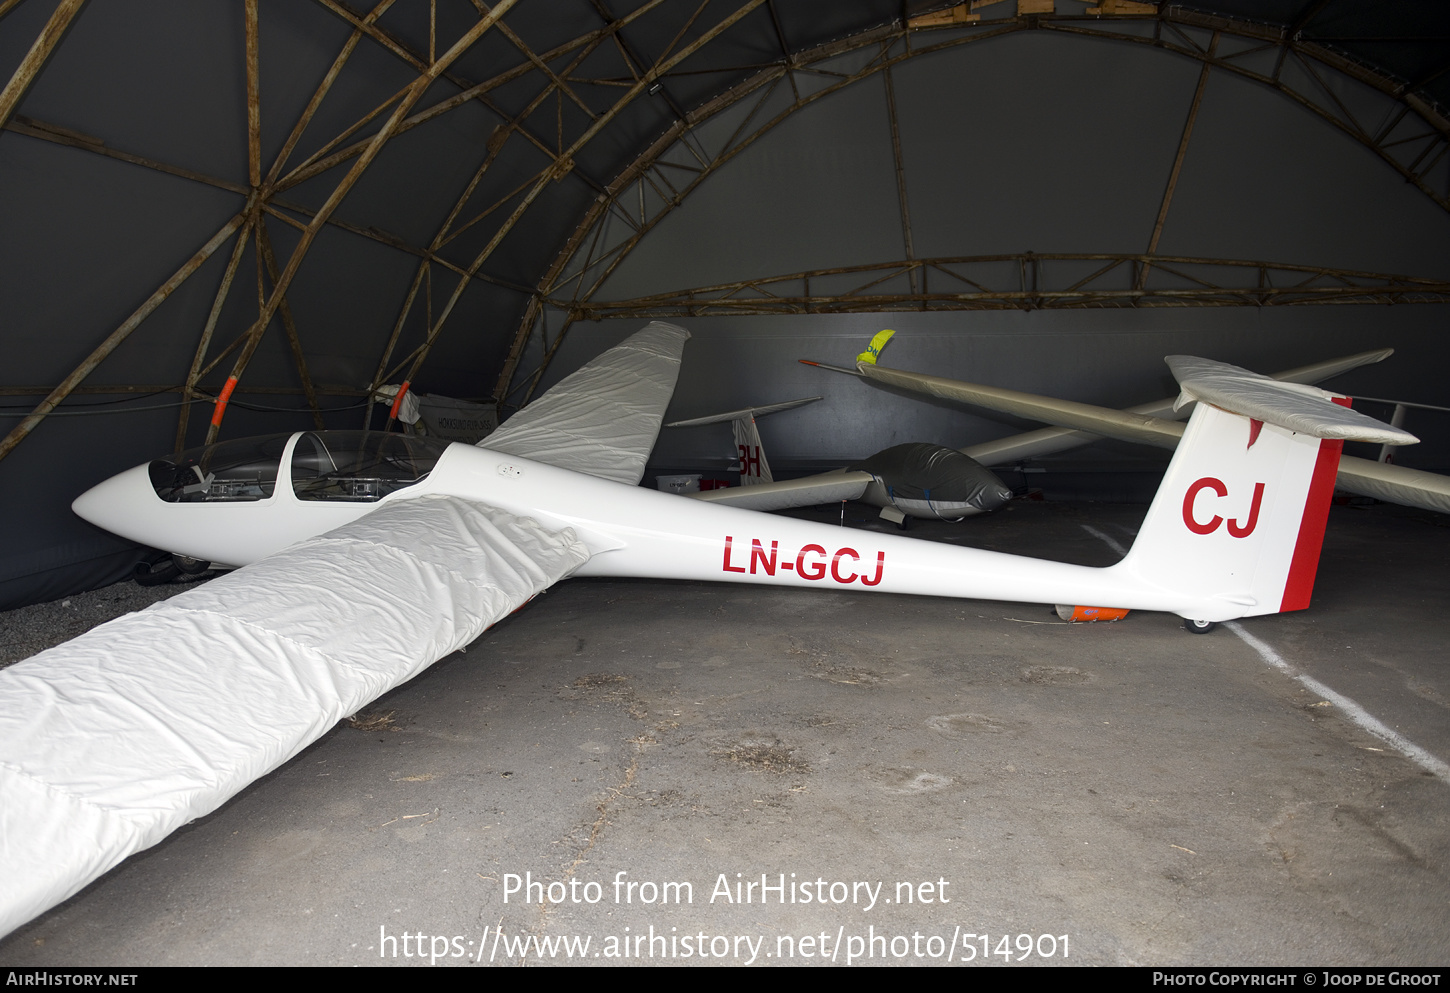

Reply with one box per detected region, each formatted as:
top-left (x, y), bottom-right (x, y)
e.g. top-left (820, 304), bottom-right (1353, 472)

top-left (856, 329), bottom-right (896, 365)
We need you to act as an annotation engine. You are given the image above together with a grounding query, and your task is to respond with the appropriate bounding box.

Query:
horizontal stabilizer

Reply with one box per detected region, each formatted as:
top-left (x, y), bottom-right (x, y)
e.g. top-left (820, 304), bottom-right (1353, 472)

top-left (666, 396), bottom-right (823, 428)
top-left (1168, 356), bottom-right (1419, 445)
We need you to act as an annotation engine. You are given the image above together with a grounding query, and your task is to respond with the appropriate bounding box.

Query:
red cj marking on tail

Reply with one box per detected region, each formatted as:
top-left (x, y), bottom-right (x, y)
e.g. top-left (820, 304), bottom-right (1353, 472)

top-left (1182, 477), bottom-right (1266, 538)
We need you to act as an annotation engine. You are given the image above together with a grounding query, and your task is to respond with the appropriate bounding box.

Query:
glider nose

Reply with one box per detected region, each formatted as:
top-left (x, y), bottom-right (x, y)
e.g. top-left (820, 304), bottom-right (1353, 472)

top-left (984, 480), bottom-right (1014, 511)
top-left (72, 462), bottom-right (156, 542)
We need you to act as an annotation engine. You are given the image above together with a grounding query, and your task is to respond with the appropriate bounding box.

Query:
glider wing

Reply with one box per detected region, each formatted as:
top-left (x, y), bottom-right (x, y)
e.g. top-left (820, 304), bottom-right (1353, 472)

top-left (859, 352), bottom-right (1450, 515)
top-left (687, 469), bottom-right (874, 511)
top-left (0, 496), bottom-right (589, 936)
top-left (483, 321), bottom-right (690, 485)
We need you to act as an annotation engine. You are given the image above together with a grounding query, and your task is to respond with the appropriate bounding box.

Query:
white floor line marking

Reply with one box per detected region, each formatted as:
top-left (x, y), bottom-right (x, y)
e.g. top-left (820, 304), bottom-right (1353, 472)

top-left (1225, 621), bottom-right (1450, 785)
top-left (1081, 524), bottom-right (1128, 557)
top-left (1075, 524), bottom-right (1449, 784)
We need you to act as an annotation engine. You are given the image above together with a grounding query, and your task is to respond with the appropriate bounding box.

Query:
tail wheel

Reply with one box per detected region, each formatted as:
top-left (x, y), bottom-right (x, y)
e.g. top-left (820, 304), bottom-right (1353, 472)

top-left (1184, 618), bottom-right (1217, 634)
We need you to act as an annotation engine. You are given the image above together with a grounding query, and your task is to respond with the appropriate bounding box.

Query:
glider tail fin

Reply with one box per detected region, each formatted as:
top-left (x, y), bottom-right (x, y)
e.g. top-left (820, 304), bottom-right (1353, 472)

top-left (1118, 402), bottom-right (1344, 618)
top-left (1117, 357), bottom-right (1416, 620)
top-left (733, 415), bottom-right (771, 484)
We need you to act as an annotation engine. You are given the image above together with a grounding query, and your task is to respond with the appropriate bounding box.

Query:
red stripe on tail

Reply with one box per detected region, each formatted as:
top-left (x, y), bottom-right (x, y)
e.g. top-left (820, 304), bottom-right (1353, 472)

top-left (1279, 397), bottom-right (1350, 612)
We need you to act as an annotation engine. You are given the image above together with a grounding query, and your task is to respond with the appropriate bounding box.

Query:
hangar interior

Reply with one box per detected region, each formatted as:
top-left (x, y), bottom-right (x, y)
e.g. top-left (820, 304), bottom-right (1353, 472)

top-left (1, 0), bottom-right (1449, 966)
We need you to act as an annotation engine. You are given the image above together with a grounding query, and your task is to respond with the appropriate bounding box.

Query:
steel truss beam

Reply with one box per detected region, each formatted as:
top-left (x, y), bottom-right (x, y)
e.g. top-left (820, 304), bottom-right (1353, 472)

top-left (1, 0), bottom-right (772, 458)
top-left (0, 0), bottom-right (87, 133)
top-left (549, 253), bottom-right (1450, 320)
top-left (500, 5), bottom-right (1450, 404)
top-left (2, 0), bottom-right (522, 460)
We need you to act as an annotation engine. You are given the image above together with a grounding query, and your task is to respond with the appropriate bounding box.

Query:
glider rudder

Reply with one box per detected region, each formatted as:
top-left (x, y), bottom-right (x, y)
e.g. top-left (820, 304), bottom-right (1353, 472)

top-left (1116, 358), bottom-right (1416, 621)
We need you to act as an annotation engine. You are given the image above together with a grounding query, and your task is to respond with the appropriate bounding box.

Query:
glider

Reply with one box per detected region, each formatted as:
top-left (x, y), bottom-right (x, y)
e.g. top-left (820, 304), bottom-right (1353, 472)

top-left (0, 321), bottom-right (1414, 937)
top-left (704, 330), bottom-right (1392, 520)
top-left (666, 396), bottom-right (1012, 524)
top-left (819, 331), bottom-right (1450, 515)
top-left (666, 396), bottom-right (824, 486)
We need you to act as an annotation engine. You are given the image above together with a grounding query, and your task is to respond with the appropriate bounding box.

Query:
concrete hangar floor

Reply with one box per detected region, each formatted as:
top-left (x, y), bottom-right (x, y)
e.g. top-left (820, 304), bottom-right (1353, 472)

top-left (1, 499), bottom-right (1447, 967)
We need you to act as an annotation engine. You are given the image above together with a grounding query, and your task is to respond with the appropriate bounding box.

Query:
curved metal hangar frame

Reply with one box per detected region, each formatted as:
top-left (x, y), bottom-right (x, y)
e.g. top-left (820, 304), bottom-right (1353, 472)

top-left (2, 0), bottom-right (1448, 459)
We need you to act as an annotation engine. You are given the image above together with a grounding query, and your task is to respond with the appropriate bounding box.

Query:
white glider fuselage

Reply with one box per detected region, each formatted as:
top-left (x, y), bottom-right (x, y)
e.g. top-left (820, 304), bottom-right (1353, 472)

top-left (75, 438), bottom-right (1160, 611)
top-left (74, 398), bottom-right (1347, 624)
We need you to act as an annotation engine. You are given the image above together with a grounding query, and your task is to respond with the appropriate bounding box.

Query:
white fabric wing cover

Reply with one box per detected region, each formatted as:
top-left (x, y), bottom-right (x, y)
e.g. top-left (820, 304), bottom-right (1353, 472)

top-left (483, 321), bottom-right (690, 485)
top-left (0, 495), bottom-right (589, 937)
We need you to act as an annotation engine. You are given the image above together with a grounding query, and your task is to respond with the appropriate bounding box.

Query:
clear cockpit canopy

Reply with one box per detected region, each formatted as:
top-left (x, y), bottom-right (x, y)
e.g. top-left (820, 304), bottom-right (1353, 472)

top-left (149, 431), bottom-right (452, 504)
top-left (289, 431), bottom-right (451, 502)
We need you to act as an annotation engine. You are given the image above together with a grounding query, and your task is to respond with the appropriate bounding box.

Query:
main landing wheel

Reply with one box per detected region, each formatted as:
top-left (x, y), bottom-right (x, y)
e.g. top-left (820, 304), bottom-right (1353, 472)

top-left (172, 554), bottom-right (211, 576)
top-left (1184, 618), bottom-right (1217, 634)
top-left (134, 556), bottom-right (179, 587)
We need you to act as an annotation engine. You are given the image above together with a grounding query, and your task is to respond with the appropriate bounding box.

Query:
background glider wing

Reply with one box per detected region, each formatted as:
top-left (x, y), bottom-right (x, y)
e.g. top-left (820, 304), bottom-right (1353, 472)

top-left (0, 495), bottom-right (589, 937)
top-left (955, 349), bottom-right (1395, 465)
top-left (687, 469), bottom-right (873, 511)
top-left (861, 361), bottom-right (1186, 448)
top-left (857, 353), bottom-right (1450, 515)
top-left (664, 396), bottom-right (823, 428)
top-left (483, 321), bottom-right (690, 486)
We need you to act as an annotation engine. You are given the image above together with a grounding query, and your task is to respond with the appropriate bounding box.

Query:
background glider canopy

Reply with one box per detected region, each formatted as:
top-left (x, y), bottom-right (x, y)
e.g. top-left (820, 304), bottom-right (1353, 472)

top-left (482, 321), bottom-right (690, 486)
top-left (849, 443), bottom-right (1013, 517)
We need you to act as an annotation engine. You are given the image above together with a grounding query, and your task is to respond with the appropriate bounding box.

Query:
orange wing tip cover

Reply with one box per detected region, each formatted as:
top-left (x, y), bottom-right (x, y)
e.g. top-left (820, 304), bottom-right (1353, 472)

top-left (389, 381), bottom-right (411, 420)
top-left (1055, 605), bottom-right (1130, 623)
top-left (211, 376), bottom-right (239, 426)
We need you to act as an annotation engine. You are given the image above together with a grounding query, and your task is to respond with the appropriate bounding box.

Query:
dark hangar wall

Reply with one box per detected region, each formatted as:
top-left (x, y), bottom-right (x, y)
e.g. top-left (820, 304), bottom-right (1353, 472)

top-left (530, 28), bottom-right (1450, 486)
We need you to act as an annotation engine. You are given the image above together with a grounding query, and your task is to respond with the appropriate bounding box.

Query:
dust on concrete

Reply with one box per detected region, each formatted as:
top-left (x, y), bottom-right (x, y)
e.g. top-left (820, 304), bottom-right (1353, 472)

top-left (712, 739), bottom-right (810, 775)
